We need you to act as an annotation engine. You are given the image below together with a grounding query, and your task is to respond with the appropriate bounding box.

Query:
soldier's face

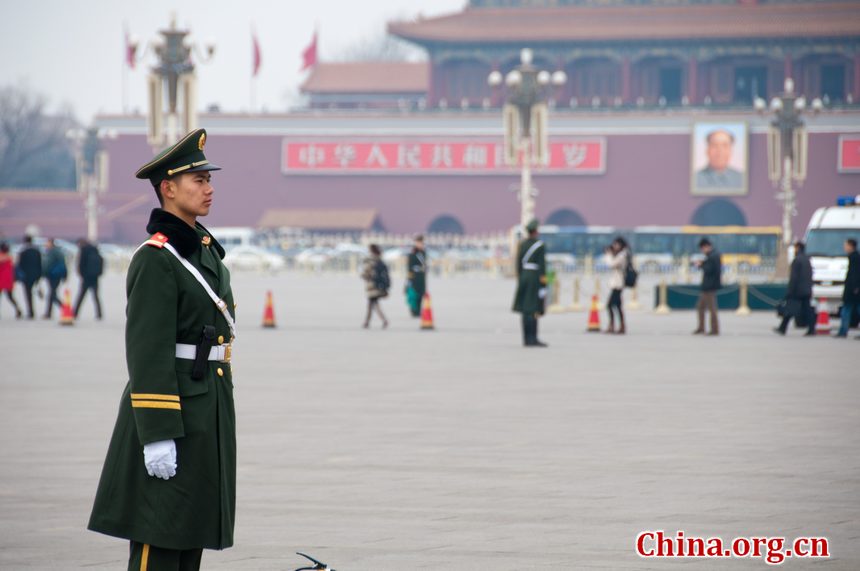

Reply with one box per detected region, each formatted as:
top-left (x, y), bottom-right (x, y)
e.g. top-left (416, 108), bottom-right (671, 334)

top-left (706, 131), bottom-right (733, 172)
top-left (165, 172), bottom-right (214, 219)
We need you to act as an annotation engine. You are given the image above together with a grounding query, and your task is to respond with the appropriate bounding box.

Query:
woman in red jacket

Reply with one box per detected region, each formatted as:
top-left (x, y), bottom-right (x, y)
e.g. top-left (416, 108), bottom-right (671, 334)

top-left (0, 242), bottom-right (23, 319)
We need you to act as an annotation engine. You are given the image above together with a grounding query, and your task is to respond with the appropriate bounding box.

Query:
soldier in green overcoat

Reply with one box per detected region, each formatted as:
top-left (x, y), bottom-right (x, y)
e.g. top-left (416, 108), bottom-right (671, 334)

top-left (512, 219), bottom-right (548, 347)
top-left (88, 128), bottom-right (237, 571)
top-left (406, 234), bottom-right (427, 317)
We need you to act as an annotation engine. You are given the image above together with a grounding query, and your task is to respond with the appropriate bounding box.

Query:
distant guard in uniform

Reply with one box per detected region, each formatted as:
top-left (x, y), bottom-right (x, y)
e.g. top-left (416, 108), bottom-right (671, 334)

top-left (88, 128), bottom-right (237, 571)
top-left (406, 235), bottom-right (427, 317)
top-left (513, 219), bottom-right (548, 347)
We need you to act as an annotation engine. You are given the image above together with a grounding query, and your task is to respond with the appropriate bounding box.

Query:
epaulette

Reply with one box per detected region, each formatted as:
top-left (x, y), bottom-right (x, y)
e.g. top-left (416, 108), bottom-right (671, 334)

top-left (143, 232), bottom-right (169, 249)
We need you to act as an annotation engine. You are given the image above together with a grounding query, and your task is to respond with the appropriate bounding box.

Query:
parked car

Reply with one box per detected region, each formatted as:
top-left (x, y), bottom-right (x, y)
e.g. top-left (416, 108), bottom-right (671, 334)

top-left (295, 247), bottom-right (334, 266)
top-left (223, 246), bottom-right (286, 272)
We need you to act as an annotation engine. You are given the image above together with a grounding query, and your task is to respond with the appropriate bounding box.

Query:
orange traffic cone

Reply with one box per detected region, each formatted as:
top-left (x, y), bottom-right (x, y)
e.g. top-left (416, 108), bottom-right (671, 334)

top-left (815, 298), bottom-right (831, 336)
top-left (262, 290), bottom-right (276, 328)
top-left (59, 288), bottom-right (74, 326)
top-left (420, 293), bottom-right (435, 330)
top-left (586, 294), bottom-right (601, 332)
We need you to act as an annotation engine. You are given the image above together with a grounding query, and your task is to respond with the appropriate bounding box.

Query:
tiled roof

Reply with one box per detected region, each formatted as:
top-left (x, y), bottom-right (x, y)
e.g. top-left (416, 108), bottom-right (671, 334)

top-left (389, 2), bottom-right (860, 43)
top-left (301, 62), bottom-right (428, 94)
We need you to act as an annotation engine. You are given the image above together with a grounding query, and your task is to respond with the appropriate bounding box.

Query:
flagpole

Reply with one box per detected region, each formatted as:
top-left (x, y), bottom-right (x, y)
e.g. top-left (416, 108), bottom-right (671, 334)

top-left (250, 23), bottom-right (259, 113)
top-left (122, 24), bottom-right (128, 114)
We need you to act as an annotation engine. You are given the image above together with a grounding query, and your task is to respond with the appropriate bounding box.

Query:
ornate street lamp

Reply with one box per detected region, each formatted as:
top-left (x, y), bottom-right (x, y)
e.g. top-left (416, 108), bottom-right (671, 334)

top-left (138, 15), bottom-right (215, 147)
top-left (488, 48), bottom-right (566, 230)
top-left (66, 128), bottom-right (117, 242)
top-left (754, 78), bottom-right (823, 273)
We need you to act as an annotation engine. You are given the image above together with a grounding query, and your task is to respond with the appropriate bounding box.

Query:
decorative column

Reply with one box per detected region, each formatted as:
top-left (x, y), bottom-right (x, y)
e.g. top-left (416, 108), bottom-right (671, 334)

top-left (687, 56), bottom-right (698, 104)
top-left (784, 54), bottom-right (793, 86)
top-left (854, 52), bottom-right (860, 102)
top-left (426, 60), bottom-right (438, 107)
top-left (621, 56), bottom-right (632, 104)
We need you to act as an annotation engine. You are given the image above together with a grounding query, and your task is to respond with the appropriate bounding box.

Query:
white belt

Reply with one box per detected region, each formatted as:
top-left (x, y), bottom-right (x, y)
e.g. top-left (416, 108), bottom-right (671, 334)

top-left (522, 263), bottom-right (539, 270)
top-left (175, 343), bottom-right (232, 363)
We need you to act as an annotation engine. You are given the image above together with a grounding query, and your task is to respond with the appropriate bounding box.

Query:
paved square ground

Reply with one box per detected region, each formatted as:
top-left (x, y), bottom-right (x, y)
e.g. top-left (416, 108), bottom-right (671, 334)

top-left (0, 272), bottom-right (857, 570)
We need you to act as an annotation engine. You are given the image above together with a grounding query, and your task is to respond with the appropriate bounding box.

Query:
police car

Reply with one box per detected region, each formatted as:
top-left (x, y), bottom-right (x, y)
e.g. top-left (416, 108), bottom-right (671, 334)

top-left (805, 196), bottom-right (860, 311)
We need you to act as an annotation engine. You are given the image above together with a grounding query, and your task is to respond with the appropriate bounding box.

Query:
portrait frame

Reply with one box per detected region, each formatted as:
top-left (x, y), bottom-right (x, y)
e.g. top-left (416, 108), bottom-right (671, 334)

top-left (837, 134), bottom-right (860, 173)
top-left (690, 121), bottom-right (749, 196)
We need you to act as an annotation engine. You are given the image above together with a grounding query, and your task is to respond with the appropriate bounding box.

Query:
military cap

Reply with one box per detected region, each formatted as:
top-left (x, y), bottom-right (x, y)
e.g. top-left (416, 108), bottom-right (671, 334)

top-left (135, 128), bottom-right (221, 185)
top-left (526, 218), bottom-right (539, 232)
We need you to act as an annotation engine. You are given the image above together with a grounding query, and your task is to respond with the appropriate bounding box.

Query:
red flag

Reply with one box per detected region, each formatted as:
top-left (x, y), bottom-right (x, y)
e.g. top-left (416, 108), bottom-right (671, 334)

top-left (124, 26), bottom-right (136, 70)
top-left (300, 31), bottom-right (317, 71)
top-left (252, 30), bottom-right (262, 77)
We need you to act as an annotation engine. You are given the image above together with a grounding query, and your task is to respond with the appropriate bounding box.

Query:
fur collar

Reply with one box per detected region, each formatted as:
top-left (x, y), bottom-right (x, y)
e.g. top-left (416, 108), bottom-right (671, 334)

top-left (145, 208), bottom-right (225, 259)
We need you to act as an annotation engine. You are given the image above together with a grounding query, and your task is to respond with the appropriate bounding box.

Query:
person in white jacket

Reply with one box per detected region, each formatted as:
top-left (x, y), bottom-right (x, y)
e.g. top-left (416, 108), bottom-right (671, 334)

top-left (603, 237), bottom-right (630, 334)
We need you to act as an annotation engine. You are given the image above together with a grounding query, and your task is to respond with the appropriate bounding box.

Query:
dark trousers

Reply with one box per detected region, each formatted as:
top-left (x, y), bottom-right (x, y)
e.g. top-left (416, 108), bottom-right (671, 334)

top-left (606, 288), bottom-right (624, 329)
top-left (837, 301), bottom-right (858, 337)
top-left (44, 277), bottom-right (62, 318)
top-left (521, 313), bottom-right (539, 345)
top-left (1, 289), bottom-right (22, 317)
top-left (779, 296), bottom-right (815, 335)
top-left (128, 541), bottom-right (203, 571)
top-left (695, 291), bottom-right (719, 333)
top-left (74, 278), bottom-right (102, 318)
top-left (22, 281), bottom-right (37, 318)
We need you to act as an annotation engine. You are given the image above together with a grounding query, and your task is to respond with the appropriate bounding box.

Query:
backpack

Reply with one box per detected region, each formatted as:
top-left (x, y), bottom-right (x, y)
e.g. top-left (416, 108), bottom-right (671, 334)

top-left (374, 260), bottom-right (391, 293)
top-left (86, 249), bottom-right (104, 277)
top-left (623, 254), bottom-right (638, 288)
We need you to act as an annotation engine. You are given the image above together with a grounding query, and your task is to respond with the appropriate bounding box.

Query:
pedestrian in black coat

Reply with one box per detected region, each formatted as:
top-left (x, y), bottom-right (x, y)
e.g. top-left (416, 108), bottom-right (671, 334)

top-left (836, 238), bottom-right (860, 337)
top-left (73, 239), bottom-right (104, 319)
top-left (16, 235), bottom-right (42, 319)
top-left (693, 238), bottom-right (721, 336)
top-left (775, 242), bottom-right (815, 336)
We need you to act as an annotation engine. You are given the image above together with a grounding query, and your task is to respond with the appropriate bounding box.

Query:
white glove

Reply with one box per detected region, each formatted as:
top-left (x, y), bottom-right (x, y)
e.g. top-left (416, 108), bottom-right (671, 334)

top-left (538, 287), bottom-right (548, 299)
top-left (143, 439), bottom-right (177, 480)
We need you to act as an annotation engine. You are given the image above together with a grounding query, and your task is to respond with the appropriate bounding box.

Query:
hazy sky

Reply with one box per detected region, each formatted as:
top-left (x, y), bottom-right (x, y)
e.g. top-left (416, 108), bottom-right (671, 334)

top-left (0, 0), bottom-right (465, 122)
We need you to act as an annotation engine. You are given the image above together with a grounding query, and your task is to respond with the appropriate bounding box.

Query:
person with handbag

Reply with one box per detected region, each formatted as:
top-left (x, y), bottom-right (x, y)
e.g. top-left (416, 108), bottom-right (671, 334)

top-left (361, 243), bottom-right (390, 329)
top-left (405, 235), bottom-right (427, 317)
top-left (774, 241), bottom-right (815, 336)
top-left (41, 238), bottom-right (67, 319)
top-left (603, 236), bottom-right (632, 334)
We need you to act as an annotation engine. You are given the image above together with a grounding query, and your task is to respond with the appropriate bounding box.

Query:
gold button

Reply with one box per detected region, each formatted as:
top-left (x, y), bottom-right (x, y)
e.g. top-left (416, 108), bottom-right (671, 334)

top-left (217, 335), bottom-right (224, 344)
top-left (216, 367), bottom-right (224, 377)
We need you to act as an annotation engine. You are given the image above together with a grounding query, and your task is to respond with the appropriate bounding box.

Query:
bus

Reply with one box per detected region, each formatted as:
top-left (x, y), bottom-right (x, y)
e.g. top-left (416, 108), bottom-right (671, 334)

top-left (539, 225), bottom-right (781, 270)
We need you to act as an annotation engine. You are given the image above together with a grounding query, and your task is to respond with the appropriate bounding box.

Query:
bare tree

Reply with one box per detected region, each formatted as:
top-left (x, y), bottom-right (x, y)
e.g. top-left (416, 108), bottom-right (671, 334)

top-left (332, 33), bottom-right (425, 63)
top-left (0, 85), bottom-right (77, 189)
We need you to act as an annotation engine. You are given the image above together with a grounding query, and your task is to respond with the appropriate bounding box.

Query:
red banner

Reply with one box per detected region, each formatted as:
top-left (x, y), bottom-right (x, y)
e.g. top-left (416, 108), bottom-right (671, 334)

top-left (838, 135), bottom-right (860, 173)
top-left (281, 138), bottom-right (606, 175)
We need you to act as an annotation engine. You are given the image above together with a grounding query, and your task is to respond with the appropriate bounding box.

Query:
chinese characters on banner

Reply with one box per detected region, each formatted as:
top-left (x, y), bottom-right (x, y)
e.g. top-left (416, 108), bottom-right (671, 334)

top-left (838, 135), bottom-right (860, 173)
top-left (282, 139), bottom-right (606, 174)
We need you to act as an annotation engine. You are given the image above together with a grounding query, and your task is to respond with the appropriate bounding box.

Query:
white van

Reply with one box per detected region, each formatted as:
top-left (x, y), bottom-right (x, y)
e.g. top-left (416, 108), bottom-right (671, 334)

top-left (207, 227), bottom-right (256, 251)
top-left (804, 197), bottom-right (860, 308)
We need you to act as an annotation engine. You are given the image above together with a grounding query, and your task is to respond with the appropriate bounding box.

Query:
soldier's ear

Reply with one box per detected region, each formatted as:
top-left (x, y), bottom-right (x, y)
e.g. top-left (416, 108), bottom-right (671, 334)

top-left (160, 178), bottom-right (176, 200)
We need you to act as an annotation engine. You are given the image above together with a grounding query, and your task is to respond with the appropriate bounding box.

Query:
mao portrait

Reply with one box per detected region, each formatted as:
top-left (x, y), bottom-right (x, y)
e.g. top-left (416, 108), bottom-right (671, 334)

top-left (691, 122), bottom-right (748, 196)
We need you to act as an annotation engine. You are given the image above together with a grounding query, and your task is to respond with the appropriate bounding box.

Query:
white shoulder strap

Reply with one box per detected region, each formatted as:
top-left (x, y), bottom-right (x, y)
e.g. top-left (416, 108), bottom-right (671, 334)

top-left (521, 240), bottom-right (544, 269)
top-left (162, 242), bottom-right (237, 340)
